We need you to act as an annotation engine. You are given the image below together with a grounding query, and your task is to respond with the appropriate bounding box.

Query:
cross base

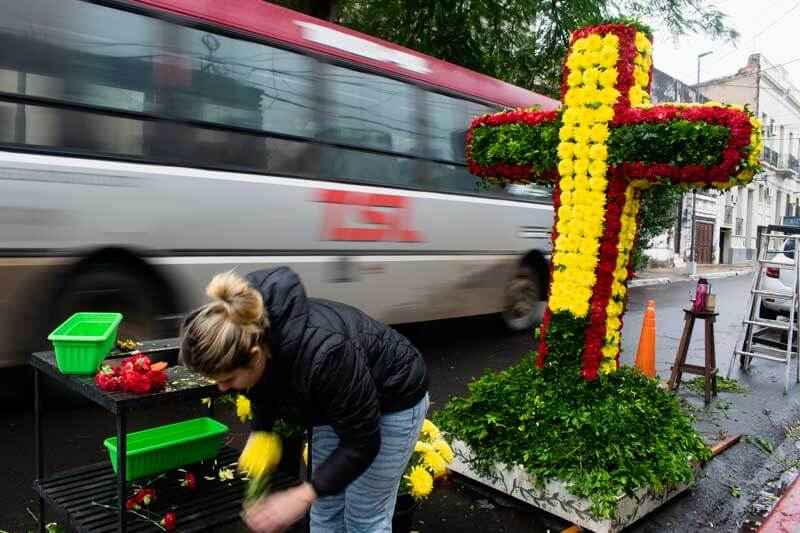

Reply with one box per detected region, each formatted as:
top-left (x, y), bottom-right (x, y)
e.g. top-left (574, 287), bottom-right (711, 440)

top-left (448, 438), bottom-right (701, 533)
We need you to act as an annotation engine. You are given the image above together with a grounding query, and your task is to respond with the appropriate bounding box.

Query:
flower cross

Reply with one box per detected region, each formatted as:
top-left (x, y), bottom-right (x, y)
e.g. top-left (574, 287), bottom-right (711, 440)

top-left (467, 22), bottom-right (762, 379)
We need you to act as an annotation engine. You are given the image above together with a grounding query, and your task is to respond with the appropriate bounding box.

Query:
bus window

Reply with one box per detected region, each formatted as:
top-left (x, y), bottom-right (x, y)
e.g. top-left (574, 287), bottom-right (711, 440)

top-left (0, 0), bottom-right (317, 140)
top-left (319, 64), bottom-right (422, 156)
top-left (426, 92), bottom-right (495, 163)
top-left (0, 0), bottom-right (156, 114)
top-left (165, 27), bottom-right (317, 139)
top-left (318, 145), bottom-right (417, 187)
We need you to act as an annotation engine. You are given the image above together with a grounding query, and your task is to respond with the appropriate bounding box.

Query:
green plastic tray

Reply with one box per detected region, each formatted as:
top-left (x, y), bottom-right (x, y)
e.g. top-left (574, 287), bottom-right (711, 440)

top-left (48, 312), bottom-right (123, 374)
top-left (104, 417), bottom-right (229, 481)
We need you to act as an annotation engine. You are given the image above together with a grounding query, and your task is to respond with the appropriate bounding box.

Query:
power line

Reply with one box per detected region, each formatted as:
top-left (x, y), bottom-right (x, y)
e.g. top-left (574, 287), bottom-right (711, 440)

top-left (713, 0), bottom-right (800, 62)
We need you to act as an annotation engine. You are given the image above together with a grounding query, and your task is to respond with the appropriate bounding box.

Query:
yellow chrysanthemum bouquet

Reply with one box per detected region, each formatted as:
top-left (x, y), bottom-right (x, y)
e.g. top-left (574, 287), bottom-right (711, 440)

top-left (399, 419), bottom-right (454, 501)
top-left (238, 431), bottom-right (283, 501)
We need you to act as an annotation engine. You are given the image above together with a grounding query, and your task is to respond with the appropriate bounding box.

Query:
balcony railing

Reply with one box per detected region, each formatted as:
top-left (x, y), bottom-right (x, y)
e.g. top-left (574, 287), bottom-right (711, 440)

top-left (724, 205), bottom-right (734, 226)
top-left (764, 146), bottom-right (779, 167)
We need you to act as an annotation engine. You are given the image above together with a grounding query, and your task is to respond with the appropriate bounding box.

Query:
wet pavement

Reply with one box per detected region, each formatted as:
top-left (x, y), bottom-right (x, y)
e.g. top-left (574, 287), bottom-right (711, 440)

top-left (3, 273), bottom-right (800, 532)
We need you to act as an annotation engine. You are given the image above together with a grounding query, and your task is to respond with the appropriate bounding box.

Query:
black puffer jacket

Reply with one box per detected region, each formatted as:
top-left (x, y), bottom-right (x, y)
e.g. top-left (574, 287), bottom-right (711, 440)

top-left (244, 267), bottom-right (429, 497)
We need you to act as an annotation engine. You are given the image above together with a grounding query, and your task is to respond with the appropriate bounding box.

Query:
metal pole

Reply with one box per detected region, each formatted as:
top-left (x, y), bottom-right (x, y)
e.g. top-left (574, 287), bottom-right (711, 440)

top-left (687, 52), bottom-right (712, 275)
top-left (117, 408), bottom-right (127, 533)
top-left (34, 369), bottom-right (45, 533)
top-left (690, 190), bottom-right (697, 263)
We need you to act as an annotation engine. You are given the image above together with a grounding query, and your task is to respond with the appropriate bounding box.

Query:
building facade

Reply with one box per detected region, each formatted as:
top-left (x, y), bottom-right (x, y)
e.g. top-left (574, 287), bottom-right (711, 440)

top-left (644, 55), bottom-right (800, 267)
top-left (704, 54), bottom-right (800, 263)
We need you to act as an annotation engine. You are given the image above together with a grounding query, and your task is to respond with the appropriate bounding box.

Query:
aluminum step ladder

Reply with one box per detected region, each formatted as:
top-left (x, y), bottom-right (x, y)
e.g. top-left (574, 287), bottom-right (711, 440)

top-left (727, 226), bottom-right (800, 394)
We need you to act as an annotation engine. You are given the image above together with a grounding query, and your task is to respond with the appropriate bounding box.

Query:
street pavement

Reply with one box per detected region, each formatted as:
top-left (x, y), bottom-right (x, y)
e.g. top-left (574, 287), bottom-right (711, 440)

top-left (3, 273), bottom-right (800, 532)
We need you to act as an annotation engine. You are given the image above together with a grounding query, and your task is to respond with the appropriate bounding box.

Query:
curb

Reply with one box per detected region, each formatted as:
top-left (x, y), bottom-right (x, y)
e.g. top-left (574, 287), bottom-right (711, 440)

top-left (630, 269), bottom-right (755, 288)
top-left (629, 277), bottom-right (671, 288)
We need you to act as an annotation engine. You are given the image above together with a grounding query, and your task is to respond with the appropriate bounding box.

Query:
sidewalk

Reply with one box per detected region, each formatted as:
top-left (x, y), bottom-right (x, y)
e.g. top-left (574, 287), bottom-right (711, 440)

top-left (630, 262), bottom-right (755, 288)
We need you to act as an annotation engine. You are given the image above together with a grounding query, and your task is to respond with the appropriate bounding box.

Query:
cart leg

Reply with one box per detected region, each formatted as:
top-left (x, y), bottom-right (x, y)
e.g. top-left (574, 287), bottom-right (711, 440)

top-left (34, 369), bottom-right (45, 533)
top-left (117, 407), bottom-right (127, 533)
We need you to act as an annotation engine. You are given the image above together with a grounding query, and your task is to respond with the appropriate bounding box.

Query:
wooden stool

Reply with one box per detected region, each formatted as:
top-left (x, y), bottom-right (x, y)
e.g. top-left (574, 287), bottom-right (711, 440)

top-left (667, 308), bottom-right (719, 403)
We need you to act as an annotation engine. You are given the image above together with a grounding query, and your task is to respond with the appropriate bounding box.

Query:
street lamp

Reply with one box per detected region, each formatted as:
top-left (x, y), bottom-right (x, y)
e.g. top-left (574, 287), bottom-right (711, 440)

top-left (687, 51), bottom-right (713, 276)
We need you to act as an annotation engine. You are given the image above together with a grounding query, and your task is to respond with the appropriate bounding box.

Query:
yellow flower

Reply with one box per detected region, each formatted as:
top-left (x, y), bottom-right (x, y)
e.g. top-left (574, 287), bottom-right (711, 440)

top-left (421, 419), bottom-right (440, 441)
top-left (558, 141), bottom-right (576, 159)
top-left (599, 69), bottom-right (618, 89)
top-left (589, 124), bottom-right (610, 143)
top-left (567, 69), bottom-right (583, 87)
top-left (635, 69), bottom-right (649, 87)
top-left (566, 52), bottom-right (588, 71)
top-left (218, 466), bottom-right (235, 482)
top-left (589, 144), bottom-right (608, 161)
top-left (559, 124), bottom-right (575, 141)
top-left (600, 358), bottom-right (617, 375)
top-left (433, 439), bottom-right (454, 463)
top-left (238, 432), bottom-right (282, 478)
top-left (571, 38), bottom-right (587, 53)
top-left (588, 177), bottom-right (608, 194)
top-left (599, 87), bottom-right (619, 105)
top-left (422, 450), bottom-right (448, 478)
top-left (635, 32), bottom-right (651, 53)
top-left (562, 109), bottom-right (580, 126)
top-left (595, 105), bottom-right (614, 122)
top-left (558, 158), bottom-right (574, 177)
top-left (406, 465), bottom-right (434, 500)
top-left (573, 158), bottom-right (589, 176)
top-left (598, 48), bottom-right (618, 68)
top-left (201, 397), bottom-right (212, 407)
top-left (582, 68), bottom-right (601, 87)
top-left (573, 127), bottom-right (591, 145)
top-left (585, 34), bottom-right (603, 52)
top-left (603, 34), bottom-right (619, 48)
top-left (303, 441), bottom-right (309, 466)
top-left (236, 394), bottom-right (252, 423)
top-left (629, 85), bottom-right (648, 105)
top-left (588, 159), bottom-right (608, 177)
top-left (415, 441), bottom-right (434, 453)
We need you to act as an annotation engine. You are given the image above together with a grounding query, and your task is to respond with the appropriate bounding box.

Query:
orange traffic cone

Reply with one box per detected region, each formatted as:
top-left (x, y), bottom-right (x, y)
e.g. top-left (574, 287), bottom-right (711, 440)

top-left (634, 300), bottom-right (657, 378)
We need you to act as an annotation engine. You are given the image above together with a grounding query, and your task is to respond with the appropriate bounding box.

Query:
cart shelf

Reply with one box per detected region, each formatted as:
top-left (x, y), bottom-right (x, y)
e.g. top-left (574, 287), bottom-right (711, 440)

top-left (31, 338), bottom-right (293, 533)
top-left (33, 446), bottom-right (299, 532)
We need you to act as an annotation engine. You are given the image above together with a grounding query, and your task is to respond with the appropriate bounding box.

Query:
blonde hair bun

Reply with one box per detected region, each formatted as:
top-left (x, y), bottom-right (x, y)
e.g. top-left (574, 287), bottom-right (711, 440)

top-left (206, 271), bottom-right (265, 326)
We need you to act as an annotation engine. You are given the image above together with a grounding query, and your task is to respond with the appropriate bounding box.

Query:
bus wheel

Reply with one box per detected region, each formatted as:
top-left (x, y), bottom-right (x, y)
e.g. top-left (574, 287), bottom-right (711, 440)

top-left (49, 266), bottom-right (172, 353)
top-left (501, 265), bottom-right (545, 332)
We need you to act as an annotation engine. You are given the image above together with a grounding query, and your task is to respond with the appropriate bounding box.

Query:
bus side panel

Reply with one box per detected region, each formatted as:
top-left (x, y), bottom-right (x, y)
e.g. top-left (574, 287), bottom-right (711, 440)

top-left (0, 153), bottom-right (553, 366)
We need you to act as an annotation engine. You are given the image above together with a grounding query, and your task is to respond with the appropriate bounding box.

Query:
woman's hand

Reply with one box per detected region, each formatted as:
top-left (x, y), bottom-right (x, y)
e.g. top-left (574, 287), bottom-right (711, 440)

top-left (243, 482), bottom-right (317, 533)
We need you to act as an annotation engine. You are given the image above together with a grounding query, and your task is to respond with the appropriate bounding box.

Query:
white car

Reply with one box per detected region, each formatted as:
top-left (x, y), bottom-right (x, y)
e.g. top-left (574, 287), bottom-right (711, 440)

top-left (761, 239), bottom-right (796, 319)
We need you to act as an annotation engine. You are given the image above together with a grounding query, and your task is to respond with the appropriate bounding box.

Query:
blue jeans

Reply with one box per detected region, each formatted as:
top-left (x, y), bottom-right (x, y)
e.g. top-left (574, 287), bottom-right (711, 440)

top-left (310, 393), bottom-right (430, 532)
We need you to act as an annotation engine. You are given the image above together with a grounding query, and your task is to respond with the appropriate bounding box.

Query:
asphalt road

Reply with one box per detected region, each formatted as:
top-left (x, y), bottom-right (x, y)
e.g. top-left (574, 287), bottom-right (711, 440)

top-left (3, 273), bottom-right (800, 532)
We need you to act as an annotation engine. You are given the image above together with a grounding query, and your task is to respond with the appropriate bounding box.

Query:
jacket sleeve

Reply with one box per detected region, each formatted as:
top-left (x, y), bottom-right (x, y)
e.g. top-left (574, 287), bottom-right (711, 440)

top-left (309, 340), bottom-right (382, 497)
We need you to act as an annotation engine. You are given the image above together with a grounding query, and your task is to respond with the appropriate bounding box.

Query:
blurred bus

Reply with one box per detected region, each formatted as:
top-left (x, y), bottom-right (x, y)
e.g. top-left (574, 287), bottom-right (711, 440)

top-left (0, 0), bottom-right (557, 368)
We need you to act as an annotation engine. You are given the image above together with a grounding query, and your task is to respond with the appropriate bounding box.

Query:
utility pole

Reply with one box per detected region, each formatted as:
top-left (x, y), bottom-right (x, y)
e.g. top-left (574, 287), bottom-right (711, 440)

top-left (687, 51), bottom-right (713, 275)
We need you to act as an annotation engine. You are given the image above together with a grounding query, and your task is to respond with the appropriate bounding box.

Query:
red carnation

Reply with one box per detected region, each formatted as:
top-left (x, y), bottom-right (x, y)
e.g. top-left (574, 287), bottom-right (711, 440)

top-left (161, 512), bottom-right (177, 531)
top-left (181, 472), bottom-right (197, 489)
top-left (135, 488), bottom-right (157, 506)
top-left (147, 370), bottom-right (167, 391)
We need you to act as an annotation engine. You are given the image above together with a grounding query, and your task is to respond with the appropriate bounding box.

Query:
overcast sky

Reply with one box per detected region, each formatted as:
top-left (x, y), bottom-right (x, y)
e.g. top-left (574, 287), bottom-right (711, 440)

top-left (650, 0), bottom-right (800, 90)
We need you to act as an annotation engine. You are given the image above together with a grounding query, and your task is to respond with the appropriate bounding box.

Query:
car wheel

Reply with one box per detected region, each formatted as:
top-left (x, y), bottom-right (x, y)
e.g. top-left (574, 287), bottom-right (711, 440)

top-left (759, 302), bottom-right (779, 320)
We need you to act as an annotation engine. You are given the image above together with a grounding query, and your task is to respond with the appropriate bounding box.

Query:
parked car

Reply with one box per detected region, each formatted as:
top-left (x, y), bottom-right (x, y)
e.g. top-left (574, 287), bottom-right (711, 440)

top-left (761, 239), bottom-right (796, 319)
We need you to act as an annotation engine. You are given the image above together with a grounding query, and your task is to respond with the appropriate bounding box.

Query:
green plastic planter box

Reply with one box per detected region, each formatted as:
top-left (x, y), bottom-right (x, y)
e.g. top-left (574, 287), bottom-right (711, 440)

top-left (104, 418), bottom-right (229, 480)
top-left (48, 312), bottom-right (123, 374)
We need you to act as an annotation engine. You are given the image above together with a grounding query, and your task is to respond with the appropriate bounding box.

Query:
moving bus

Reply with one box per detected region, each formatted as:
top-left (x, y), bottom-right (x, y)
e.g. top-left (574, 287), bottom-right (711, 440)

top-left (0, 0), bottom-right (558, 368)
